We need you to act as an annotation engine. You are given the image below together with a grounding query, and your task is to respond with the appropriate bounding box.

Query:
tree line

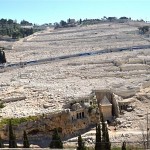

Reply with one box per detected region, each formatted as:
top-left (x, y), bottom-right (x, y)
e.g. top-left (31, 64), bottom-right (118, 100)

top-left (0, 18), bottom-right (39, 39)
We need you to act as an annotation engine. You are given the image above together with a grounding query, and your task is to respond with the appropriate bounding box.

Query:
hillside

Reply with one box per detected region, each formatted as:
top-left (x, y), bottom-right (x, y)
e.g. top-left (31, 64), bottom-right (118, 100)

top-left (0, 22), bottom-right (150, 146)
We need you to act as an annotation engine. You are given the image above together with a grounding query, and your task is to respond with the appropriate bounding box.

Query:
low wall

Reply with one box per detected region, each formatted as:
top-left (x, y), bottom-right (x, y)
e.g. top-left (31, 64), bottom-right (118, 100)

top-left (120, 64), bottom-right (150, 71)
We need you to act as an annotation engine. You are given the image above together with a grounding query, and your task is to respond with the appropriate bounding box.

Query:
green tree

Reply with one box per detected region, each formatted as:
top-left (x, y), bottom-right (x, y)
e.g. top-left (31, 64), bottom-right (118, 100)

top-left (60, 20), bottom-right (67, 27)
top-left (23, 130), bottom-right (30, 148)
top-left (122, 141), bottom-right (126, 150)
top-left (8, 119), bottom-right (17, 148)
top-left (0, 50), bottom-right (6, 64)
top-left (139, 26), bottom-right (149, 34)
top-left (79, 19), bottom-right (82, 24)
top-left (96, 109), bottom-right (111, 150)
top-left (12, 31), bottom-right (20, 39)
top-left (0, 136), bottom-right (4, 148)
top-left (49, 128), bottom-right (63, 149)
top-left (95, 123), bottom-right (102, 150)
top-left (77, 135), bottom-right (86, 150)
top-left (104, 123), bottom-right (111, 150)
top-left (2, 50), bottom-right (6, 63)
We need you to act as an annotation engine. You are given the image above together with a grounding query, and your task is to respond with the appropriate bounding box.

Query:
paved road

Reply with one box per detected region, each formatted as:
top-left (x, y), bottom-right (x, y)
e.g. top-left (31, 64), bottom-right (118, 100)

top-left (2, 44), bottom-right (150, 70)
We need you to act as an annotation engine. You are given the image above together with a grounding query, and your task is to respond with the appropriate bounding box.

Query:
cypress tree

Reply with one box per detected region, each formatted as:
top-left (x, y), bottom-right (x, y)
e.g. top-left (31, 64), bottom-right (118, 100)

top-left (105, 124), bottom-right (111, 150)
top-left (2, 51), bottom-right (6, 63)
top-left (8, 119), bottom-right (17, 148)
top-left (23, 130), bottom-right (30, 148)
top-left (95, 123), bottom-right (102, 150)
top-left (0, 50), bottom-right (6, 64)
top-left (100, 109), bottom-right (111, 150)
top-left (122, 141), bottom-right (126, 150)
top-left (49, 128), bottom-right (63, 149)
top-left (0, 50), bottom-right (3, 63)
top-left (0, 136), bottom-right (4, 148)
top-left (77, 135), bottom-right (86, 150)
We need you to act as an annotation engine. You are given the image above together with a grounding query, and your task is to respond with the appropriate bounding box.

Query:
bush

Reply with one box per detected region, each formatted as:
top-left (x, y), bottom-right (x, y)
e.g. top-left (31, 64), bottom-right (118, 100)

top-left (0, 102), bottom-right (5, 108)
top-left (0, 116), bottom-right (38, 127)
top-left (138, 26), bottom-right (149, 34)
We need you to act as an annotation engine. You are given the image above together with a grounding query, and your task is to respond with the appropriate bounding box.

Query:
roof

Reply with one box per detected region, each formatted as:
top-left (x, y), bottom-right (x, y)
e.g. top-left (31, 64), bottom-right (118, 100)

top-left (100, 96), bottom-right (112, 105)
top-left (71, 103), bottom-right (82, 111)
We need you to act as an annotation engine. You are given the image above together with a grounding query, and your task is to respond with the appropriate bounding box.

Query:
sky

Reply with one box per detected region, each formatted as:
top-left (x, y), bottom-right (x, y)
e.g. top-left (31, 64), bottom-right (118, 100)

top-left (0, 0), bottom-right (150, 25)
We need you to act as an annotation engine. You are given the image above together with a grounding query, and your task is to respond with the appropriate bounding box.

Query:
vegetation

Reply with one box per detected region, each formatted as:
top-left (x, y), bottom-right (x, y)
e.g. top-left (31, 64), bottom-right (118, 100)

top-left (8, 120), bottom-right (17, 148)
top-left (49, 128), bottom-right (63, 149)
top-left (122, 141), bottom-right (126, 150)
top-left (0, 18), bottom-right (39, 39)
top-left (0, 102), bottom-right (5, 108)
top-left (95, 123), bottom-right (102, 150)
top-left (77, 135), bottom-right (86, 150)
top-left (23, 130), bottom-right (30, 148)
top-left (0, 50), bottom-right (6, 64)
top-left (0, 136), bottom-right (4, 148)
top-left (95, 110), bottom-right (111, 150)
top-left (138, 26), bottom-right (149, 34)
top-left (101, 113), bottom-right (111, 150)
top-left (0, 116), bottom-right (38, 127)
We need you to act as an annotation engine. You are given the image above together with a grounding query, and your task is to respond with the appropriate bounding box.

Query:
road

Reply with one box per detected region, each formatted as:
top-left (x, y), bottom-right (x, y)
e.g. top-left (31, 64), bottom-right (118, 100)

top-left (2, 44), bottom-right (150, 70)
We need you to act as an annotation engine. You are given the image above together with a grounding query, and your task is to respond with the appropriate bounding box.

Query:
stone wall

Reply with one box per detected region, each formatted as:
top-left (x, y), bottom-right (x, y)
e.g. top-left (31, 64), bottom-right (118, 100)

top-left (120, 64), bottom-right (150, 71)
top-left (100, 105), bottom-right (112, 121)
top-left (0, 107), bottom-right (99, 140)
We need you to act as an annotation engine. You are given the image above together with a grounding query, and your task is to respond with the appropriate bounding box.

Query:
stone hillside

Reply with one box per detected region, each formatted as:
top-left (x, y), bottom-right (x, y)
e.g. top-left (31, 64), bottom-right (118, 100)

top-left (0, 22), bottom-right (150, 119)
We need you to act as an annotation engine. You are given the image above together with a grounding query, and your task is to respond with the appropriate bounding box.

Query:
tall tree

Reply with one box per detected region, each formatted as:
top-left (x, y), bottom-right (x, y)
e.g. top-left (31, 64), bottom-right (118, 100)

top-left (49, 128), bottom-right (63, 149)
top-left (79, 19), bottom-right (82, 24)
top-left (23, 130), bottom-right (30, 148)
top-left (77, 135), bottom-right (86, 150)
top-left (122, 141), bottom-right (126, 150)
top-left (0, 136), bottom-right (4, 148)
top-left (96, 108), bottom-right (111, 150)
top-left (8, 120), bottom-right (17, 148)
top-left (104, 123), bottom-right (111, 150)
top-left (95, 123), bottom-right (102, 150)
top-left (2, 50), bottom-right (6, 63)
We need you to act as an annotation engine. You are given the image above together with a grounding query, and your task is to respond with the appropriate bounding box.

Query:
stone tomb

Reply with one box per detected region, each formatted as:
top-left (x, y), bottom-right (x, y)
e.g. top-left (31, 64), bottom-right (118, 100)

top-left (94, 89), bottom-right (119, 122)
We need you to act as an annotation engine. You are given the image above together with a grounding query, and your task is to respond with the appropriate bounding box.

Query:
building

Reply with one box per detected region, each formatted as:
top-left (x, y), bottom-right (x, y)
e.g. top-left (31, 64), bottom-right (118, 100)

top-left (94, 89), bottom-right (120, 122)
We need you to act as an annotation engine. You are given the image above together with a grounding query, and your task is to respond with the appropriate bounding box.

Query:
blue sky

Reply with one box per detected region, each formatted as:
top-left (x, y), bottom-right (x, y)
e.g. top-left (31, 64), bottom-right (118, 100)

top-left (0, 0), bottom-right (150, 24)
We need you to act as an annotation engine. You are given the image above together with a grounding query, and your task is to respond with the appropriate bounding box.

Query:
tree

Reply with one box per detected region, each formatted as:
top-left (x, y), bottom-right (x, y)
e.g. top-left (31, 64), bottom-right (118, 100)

top-left (119, 17), bottom-right (128, 20)
top-left (95, 109), bottom-right (111, 150)
top-left (20, 20), bottom-right (32, 25)
top-left (0, 50), bottom-right (6, 64)
top-left (49, 128), bottom-right (63, 149)
top-left (0, 136), bottom-right (4, 148)
top-left (60, 20), bottom-right (67, 27)
top-left (79, 19), bottom-right (82, 24)
top-left (77, 135), bottom-right (86, 150)
top-left (8, 120), bottom-right (17, 148)
top-left (122, 141), bottom-right (126, 150)
top-left (138, 26), bottom-right (149, 34)
top-left (104, 123), bottom-right (111, 150)
top-left (12, 31), bottom-right (20, 39)
top-left (1, 50), bottom-right (6, 63)
top-left (95, 123), bottom-right (102, 150)
top-left (23, 130), bottom-right (30, 148)
top-left (107, 17), bottom-right (117, 22)
top-left (68, 18), bottom-right (71, 23)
